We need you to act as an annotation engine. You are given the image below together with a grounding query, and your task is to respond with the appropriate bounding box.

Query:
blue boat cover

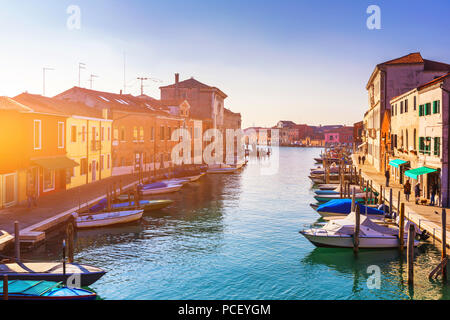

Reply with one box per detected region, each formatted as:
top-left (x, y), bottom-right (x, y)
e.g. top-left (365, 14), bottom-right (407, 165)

top-left (317, 199), bottom-right (384, 215)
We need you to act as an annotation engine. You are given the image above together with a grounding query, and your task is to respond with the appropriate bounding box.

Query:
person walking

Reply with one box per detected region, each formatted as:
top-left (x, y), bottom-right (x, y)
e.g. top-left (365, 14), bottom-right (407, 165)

top-left (362, 155), bottom-right (366, 165)
top-left (403, 179), bottom-right (411, 202)
top-left (415, 182), bottom-right (421, 204)
top-left (430, 181), bottom-right (439, 206)
top-left (385, 169), bottom-right (390, 187)
top-left (358, 155), bottom-right (361, 165)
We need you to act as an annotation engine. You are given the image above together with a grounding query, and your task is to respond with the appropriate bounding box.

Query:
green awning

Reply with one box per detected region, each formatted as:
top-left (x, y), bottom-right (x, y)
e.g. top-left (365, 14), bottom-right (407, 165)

top-left (31, 156), bottom-right (79, 170)
top-left (405, 166), bottom-right (437, 180)
top-left (388, 159), bottom-right (408, 168)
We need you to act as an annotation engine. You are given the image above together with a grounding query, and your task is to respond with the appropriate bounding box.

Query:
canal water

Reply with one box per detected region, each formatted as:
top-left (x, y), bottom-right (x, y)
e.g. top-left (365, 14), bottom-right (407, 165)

top-left (24, 147), bottom-right (450, 299)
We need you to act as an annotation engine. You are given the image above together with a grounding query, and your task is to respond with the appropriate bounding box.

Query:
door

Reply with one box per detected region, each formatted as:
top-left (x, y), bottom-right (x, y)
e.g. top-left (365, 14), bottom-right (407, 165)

top-left (92, 160), bottom-right (97, 182)
top-left (3, 173), bottom-right (17, 207)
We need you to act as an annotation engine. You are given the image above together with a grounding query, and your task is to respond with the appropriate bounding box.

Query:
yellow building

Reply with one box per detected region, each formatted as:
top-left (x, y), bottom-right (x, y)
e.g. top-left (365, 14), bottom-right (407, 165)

top-left (66, 112), bottom-right (113, 189)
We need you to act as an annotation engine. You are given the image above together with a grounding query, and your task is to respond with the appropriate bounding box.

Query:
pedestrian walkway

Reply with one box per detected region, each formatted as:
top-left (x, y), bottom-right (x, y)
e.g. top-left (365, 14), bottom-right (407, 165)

top-left (0, 173), bottom-right (141, 243)
top-left (352, 154), bottom-right (449, 248)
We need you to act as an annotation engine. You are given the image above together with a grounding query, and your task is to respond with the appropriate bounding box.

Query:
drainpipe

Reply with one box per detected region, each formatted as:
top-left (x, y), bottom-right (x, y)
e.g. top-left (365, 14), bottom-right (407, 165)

top-left (440, 84), bottom-right (450, 207)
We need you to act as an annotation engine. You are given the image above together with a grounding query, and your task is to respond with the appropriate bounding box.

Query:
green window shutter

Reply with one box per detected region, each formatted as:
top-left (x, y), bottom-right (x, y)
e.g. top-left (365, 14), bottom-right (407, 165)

top-left (433, 101), bottom-right (437, 113)
top-left (427, 103), bottom-right (432, 115)
top-left (434, 137), bottom-right (441, 156)
top-left (419, 105), bottom-right (423, 116)
top-left (419, 137), bottom-right (424, 152)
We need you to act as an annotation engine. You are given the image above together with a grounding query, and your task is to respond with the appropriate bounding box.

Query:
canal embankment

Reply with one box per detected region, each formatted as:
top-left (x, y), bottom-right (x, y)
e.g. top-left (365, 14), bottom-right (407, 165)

top-left (351, 153), bottom-right (450, 250)
top-left (0, 172), bottom-right (143, 251)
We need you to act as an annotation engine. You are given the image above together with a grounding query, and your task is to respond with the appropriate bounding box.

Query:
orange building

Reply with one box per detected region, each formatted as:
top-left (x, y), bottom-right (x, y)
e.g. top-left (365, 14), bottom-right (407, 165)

top-left (0, 97), bottom-right (77, 208)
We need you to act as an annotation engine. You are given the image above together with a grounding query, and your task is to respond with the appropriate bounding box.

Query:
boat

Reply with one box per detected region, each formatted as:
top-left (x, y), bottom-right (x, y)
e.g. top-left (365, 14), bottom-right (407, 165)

top-left (314, 193), bottom-right (373, 204)
top-left (140, 184), bottom-right (183, 195)
top-left (76, 210), bottom-right (144, 229)
top-left (90, 198), bottom-right (173, 213)
top-left (0, 262), bottom-right (106, 286)
top-left (207, 164), bottom-right (239, 174)
top-left (0, 230), bottom-right (13, 252)
top-left (300, 212), bottom-right (420, 249)
top-left (186, 173), bottom-right (205, 182)
top-left (0, 280), bottom-right (97, 300)
top-left (315, 199), bottom-right (385, 218)
top-left (314, 187), bottom-right (363, 195)
top-left (161, 178), bottom-right (191, 185)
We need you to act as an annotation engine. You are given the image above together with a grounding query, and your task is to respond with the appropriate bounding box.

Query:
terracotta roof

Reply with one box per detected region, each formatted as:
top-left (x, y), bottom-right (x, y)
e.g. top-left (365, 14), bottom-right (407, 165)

top-left (379, 52), bottom-right (424, 66)
top-left (0, 96), bottom-right (33, 112)
top-left (160, 77), bottom-right (212, 90)
top-left (54, 87), bottom-right (171, 116)
top-left (418, 72), bottom-right (450, 91)
top-left (13, 93), bottom-right (102, 118)
top-left (160, 77), bottom-right (228, 98)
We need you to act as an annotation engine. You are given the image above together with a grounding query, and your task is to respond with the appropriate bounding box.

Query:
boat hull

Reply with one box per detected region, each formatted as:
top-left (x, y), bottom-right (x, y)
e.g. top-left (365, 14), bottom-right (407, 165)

top-left (140, 185), bottom-right (182, 195)
top-left (300, 231), bottom-right (418, 249)
top-left (76, 210), bottom-right (143, 229)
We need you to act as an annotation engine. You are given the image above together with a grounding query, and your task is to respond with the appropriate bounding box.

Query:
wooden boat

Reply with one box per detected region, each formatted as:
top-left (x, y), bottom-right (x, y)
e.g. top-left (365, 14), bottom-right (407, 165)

top-left (0, 280), bottom-right (96, 300)
top-left (76, 210), bottom-right (144, 229)
top-left (161, 178), bottom-right (191, 185)
top-left (110, 199), bottom-right (174, 212)
top-left (186, 173), bottom-right (205, 182)
top-left (0, 230), bottom-right (13, 252)
top-left (0, 262), bottom-right (106, 286)
top-left (207, 164), bottom-right (239, 174)
top-left (300, 212), bottom-right (420, 249)
top-left (314, 193), bottom-right (372, 204)
top-left (140, 184), bottom-right (182, 195)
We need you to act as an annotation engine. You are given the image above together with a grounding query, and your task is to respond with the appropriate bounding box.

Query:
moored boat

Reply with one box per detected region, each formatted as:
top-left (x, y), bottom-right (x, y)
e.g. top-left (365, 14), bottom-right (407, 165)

top-left (315, 199), bottom-right (385, 219)
top-left (0, 280), bottom-right (97, 300)
top-left (140, 184), bottom-right (183, 195)
top-left (300, 212), bottom-right (420, 249)
top-left (0, 262), bottom-right (106, 287)
top-left (76, 210), bottom-right (144, 229)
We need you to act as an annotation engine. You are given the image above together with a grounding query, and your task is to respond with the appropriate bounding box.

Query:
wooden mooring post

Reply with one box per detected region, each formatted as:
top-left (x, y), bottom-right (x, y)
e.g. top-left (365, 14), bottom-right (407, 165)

top-left (442, 208), bottom-right (447, 280)
top-left (351, 187), bottom-right (356, 212)
top-left (3, 275), bottom-right (8, 300)
top-left (14, 221), bottom-right (20, 263)
top-left (396, 191), bottom-right (401, 219)
top-left (407, 223), bottom-right (416, 285)
top-left (379, 185), bottom-right (383, 205)
top-left (399, 203), bottom-right (405, 252)
top-left (389, 188), bottom-right (393, 217)
top-left (354, 205), bottom-right (360, 255)
top-left (66, 222), bottom-right (75, 264)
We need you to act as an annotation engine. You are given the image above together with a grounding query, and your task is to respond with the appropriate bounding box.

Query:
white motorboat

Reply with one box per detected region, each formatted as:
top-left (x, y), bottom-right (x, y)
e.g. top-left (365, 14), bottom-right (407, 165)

top-left (300, 212), bottom-right (420, 249)
top-left (186, 173), bottom-right (205, 182)
top-left (140, 184), bottom-right (183, 195)
top-left (207, 164), bottom-right (238, 174)
top-left (76, 210), bottom-right (144, 229)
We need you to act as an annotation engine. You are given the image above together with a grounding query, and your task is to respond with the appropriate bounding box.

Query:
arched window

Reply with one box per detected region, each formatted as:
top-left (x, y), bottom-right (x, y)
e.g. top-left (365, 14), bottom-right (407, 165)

top-left (413, 129), bottom-right (417, 150)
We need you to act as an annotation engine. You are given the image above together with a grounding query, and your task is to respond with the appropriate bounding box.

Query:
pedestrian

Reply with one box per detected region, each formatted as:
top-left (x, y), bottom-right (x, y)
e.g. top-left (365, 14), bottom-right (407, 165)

top-left (362, 155), bottom-right (366, 165)
top-left (358, 155), bottom-right (361, 165)
top-left (403, 179), bottom-right (411, 202)
top-left (385, 168), bottom-right (390, 187)
top-left (26, 183), bottom-right (37, 208)
top-left (430, 181), bottom-right (439, 206)
top-left (415, 183), bottom-right (421, 204)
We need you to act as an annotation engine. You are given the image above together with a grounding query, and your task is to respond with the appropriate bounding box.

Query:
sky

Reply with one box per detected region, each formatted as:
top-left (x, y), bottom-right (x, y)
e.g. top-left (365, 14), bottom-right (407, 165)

top-left (1, 0), bottom-right (450, 129)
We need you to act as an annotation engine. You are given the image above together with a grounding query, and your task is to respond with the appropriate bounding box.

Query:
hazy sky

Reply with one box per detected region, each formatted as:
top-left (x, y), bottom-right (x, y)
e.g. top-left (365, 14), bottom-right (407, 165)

top-left (1, 0), bottom-right (450, 128)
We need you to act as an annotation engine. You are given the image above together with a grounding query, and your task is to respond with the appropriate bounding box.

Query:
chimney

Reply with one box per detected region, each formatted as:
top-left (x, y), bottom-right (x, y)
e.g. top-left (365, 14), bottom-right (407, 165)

top-left (175, 73), bottom-right (180, 84)
top-left (120, 89), bottom-right (123, 95)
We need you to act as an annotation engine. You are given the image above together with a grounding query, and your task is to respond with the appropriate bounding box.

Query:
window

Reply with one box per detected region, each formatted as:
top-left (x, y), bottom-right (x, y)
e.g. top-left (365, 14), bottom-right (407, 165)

top-left (120, 127), bottom-right (126, 141)
top-left (133, 126), bottom-right (138, 141)
top-left (425, 103), bottom-right (431, 115)
top-left (433, 100), bottom-right (440, 114)
top-left (80, 158), bottom-right (88, 175)
top-left (151, 127), bottom-right (154, 140)
top-left (71, 125), bottom-right (77, 143)
top-left (107, 154), bottom-right (110, 169)
top-left (419, 105), bottom-right (424, 116)
top-left (167, 127), bottom-right (171, 140)
top-left (82, 126), bottom-right (86, 142)
top-left (413, 129), bottom-right (416, 150)
top-left (414, 96), bottom-right (417, 110)
top-left (101, 127), bottom-right (105, 141)
top-left (113, 128), bottom-right (119, 141)
top-left (160, 126), bottom-right (165, 140)
top-left (58, 122), bottom-right (64, 149)
top-left (43, 168), bottom-right (55, 192)
top-left (100, 155), bottom-right (104, 170)
top-left (419, 137), bottom-right (431, 155)
top-left (405, 99), bottom-right (408, 113)
top-left (434, 137), bottom-right (441, 156)
top-left (400, 101), bottom-right (403, 114)
top-left (107, 127), bottom-right (111, 140)
top-left (140, 126), bottom-right (144, 140)
top-left (34, 120), bottom-right (42, 150)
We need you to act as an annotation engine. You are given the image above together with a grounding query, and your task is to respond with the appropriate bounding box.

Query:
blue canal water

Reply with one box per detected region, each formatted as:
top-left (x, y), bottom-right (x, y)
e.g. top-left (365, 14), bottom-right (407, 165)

top-left (26, 147), bottom-right (450, 299)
